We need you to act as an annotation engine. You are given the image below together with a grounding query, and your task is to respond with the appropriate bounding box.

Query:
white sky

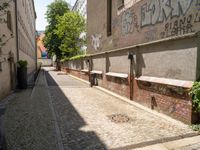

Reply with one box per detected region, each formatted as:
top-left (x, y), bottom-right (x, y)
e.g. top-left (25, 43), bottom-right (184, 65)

top-left (34, 0), bottom-right (76, 31)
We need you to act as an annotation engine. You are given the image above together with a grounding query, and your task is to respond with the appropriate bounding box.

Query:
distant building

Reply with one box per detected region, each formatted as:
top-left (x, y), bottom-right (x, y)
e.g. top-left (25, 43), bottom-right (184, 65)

top-left (72, 0), bottom-right (87, 19)
top-left (0, 0), bottom-right (36, 100)
top-left (36, 31), bottom-right (48, 59)
top-left (73, 0), bottom-right (87, 53)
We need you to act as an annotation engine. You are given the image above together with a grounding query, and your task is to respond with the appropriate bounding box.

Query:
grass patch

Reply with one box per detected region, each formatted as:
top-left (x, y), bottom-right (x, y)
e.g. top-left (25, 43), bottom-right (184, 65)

top-left (191, 124), bottom-right (200, 132)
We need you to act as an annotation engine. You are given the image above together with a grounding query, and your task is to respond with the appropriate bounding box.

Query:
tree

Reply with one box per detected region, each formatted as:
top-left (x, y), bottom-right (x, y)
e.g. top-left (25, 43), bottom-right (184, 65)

top-left (43, 0), bottom-right (70, 59)
top-left (55, 12), bottom-right (86, 58)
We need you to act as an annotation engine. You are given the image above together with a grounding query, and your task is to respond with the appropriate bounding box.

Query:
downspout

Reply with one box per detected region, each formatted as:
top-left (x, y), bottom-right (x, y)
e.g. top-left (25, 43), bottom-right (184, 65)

top-left (14, 0), bottom-right (19, 89)
top-left (128, 52), bottom-right (134, 100)
top-left (14, 0), bottom-right (19, 62)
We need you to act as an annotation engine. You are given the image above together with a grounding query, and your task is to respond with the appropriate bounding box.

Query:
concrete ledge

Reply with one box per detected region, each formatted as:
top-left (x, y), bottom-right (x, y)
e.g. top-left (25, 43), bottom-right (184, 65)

top-left (81, 69), bottom-right (89, 73)
top-left (136, 76), bottom-right (193, 88)
top-left (90, 70), bottom-right (103, 75)
top-left (106, 72), bottom-right (128, 78)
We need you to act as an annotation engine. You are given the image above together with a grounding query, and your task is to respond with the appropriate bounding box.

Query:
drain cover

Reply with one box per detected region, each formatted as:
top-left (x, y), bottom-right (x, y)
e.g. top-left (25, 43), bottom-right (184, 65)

top-left (108, 114), bottom-right (130, 123)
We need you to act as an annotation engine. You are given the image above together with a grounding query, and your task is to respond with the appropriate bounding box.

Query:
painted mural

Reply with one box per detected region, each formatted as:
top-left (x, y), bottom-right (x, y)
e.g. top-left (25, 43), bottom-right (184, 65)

top-left (36, 31), bottom-right (48, 59)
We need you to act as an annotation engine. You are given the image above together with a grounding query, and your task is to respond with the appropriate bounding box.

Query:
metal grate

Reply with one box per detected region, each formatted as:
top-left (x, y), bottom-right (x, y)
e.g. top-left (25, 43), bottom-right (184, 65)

top-left (108, 114), bottom-right (130, 123)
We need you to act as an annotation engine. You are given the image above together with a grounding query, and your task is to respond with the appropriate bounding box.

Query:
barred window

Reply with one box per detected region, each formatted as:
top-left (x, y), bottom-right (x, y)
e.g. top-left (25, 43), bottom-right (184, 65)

top-left (7, 11), bottom-right (12, 32)
top-left (118, 0), bottom-right (124, 9)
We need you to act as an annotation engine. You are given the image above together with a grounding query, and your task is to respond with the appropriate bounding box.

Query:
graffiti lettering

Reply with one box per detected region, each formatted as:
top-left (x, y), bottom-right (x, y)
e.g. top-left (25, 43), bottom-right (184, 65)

top-left (194, 12), bottom-right (200, 22)
top-left (141, 0), bottom-right (193, 27)
top-left (144, 28), bottom-right (157, 42)
top-left (196, 0), bottom-right (200, 10)
top-left (122, 9), bottom-right (139, 35)
top-left (160, 15), bottom-right (195, 39)
top-left (91, 34), bottom-right (102, 51)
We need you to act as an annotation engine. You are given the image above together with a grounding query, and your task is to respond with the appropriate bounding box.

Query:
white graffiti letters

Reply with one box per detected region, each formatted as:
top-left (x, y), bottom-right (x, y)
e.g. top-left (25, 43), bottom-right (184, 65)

top-left (122, 9), bottom-right (134, 35)
top-left (172, 0), bottom-right (193, 16)
top-left (91, 34), bottom-right (102, 51)
top-left (141, 0), bottom-right (193, 27)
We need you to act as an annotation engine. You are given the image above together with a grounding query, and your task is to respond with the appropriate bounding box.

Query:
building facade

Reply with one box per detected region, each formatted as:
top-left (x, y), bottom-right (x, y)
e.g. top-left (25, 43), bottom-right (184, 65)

top-left (0, 0), bottom-right (36, 100)
top-left (73, 0), bottom-right (87, 19)
top-left (0, 0), bottom-right (17, 100)
top-left (62, 0), bottom-right (200, 124)
top-left (17, 0), bottom-right (37, 84)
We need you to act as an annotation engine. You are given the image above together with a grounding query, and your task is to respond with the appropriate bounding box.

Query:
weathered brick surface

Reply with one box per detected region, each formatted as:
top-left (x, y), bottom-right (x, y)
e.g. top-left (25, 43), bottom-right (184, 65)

top-left (62, 67), bottom-right (89, 82)
top-left (61, 67), bottom-right (196, 124)
top-left (133, 80), bottom-right (193, 124)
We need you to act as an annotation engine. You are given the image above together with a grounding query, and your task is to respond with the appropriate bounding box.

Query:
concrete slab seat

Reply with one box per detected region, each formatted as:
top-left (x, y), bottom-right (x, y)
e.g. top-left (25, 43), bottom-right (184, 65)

top-left (105, 72), bottom-right (128, 79)
top-left (90, 70), bottom-right (103, 75)
top-left (81, 69), bottom-right (89, 74)
top-left (136, 76), bottom-right (193, 88)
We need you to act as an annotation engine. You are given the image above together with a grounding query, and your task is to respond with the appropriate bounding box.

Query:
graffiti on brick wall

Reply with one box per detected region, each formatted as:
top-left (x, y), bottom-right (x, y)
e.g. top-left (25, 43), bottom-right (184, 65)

top-left (141, 0), bottom-right (193, 27)
top-left (196, 0), bottom-right (200, 10)
top-left (122, 9), bottom-right (139, 35)
top-left (160, 14), bottom-right (195, 38)
top-left (91, 34), bottom-right (102, 51)
top-left (112, 18), bottom-right (120, 28)
top-left (144, 28), bottom-right (158, 42)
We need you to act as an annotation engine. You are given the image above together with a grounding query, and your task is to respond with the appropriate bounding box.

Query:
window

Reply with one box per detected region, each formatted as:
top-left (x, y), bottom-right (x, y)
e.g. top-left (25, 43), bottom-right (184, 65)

top-left (107, 0), bottom-right (112, 36)
top-left (7, 11), bottom-right (12, 32)
top-left (118, 0), bottom-right (124, 9)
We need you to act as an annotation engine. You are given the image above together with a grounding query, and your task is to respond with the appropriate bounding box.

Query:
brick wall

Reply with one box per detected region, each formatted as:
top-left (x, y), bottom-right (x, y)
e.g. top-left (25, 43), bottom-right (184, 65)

top-left (61, 64), bottom-right (198, 124)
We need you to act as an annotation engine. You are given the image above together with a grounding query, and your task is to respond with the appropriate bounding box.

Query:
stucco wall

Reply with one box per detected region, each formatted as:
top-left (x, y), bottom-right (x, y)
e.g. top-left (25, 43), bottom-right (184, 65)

top-left (0, 1), bottom-right (17, 100)
top-left (92, 56), bottom-right (105, 72)
top-left (17, 0), bottom-right (36, 81)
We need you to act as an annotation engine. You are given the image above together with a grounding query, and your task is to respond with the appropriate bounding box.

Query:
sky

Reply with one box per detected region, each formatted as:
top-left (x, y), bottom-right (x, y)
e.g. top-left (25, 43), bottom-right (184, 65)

top-left (34, 0), bottom-right (76, 31)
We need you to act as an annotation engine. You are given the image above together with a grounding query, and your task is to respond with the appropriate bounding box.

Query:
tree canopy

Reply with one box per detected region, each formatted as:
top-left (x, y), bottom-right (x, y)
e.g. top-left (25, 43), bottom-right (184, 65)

top-left (43, 0), bottom-right (86, 60)
top-left (43, 0), bottom-right (70, 59)
top-left (56, 12), bottom-right (86, 58)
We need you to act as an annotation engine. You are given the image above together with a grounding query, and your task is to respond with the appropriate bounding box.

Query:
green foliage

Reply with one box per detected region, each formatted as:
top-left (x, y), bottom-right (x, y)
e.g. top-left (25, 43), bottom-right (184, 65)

top-left (61, 54), bottom-right (86, 62)
top-left (17, 60), bottom-right (28, 68)
top-left (189, 82), bottom-right (200, 112)
top-left (44, 0), bottom-right (86, 61)
top-left (43, 0), bottom-right (70, 59)
top-left (191, 124), bottom-right (200, 132)
top-left (55, 12), bottom-right (86, 58)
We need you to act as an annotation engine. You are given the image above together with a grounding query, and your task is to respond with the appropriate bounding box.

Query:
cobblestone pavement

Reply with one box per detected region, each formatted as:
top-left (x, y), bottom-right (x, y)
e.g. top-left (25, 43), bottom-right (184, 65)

top-left (179, 143), bottom-right (200, 150)
top-left (44, 67), bottom-right (198, 150)
top-left (4, 70), bottom-right (58, 150)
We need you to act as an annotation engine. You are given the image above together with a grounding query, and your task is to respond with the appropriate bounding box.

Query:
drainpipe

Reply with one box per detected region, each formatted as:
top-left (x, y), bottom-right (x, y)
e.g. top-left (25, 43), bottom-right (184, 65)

top-left (14, 0), bottom-right (19, 62)
top-left (87, 58), bottom-right (92, 87)
top-left (14, 0), bottom-right (19, 89)
top-left (128, 52), bottom-right (134, 100)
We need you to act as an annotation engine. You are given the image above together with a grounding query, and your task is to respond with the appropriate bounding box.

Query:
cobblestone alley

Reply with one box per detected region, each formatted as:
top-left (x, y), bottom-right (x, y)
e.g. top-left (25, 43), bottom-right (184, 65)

top-left (3, 67), bottom-right (200, 150)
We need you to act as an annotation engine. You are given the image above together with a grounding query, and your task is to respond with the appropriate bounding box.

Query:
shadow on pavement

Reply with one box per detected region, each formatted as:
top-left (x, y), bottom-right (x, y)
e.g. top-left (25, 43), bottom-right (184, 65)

top-left (45, 70), bottom-right (108, 150)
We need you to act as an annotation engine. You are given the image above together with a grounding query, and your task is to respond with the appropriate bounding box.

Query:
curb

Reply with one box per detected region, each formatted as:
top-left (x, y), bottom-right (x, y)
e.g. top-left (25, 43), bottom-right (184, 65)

top-left (43, 69), bottom-right (65, 150)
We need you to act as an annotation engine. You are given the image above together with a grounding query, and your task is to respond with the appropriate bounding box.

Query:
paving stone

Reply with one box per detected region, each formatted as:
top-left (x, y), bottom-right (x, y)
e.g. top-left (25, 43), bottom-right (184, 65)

top-left (4, 70), bottom-right (58, 150)
top-left (45, 67), bottom-right (196, 150)
top-left (2, 67), bottom-right (198, 150)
